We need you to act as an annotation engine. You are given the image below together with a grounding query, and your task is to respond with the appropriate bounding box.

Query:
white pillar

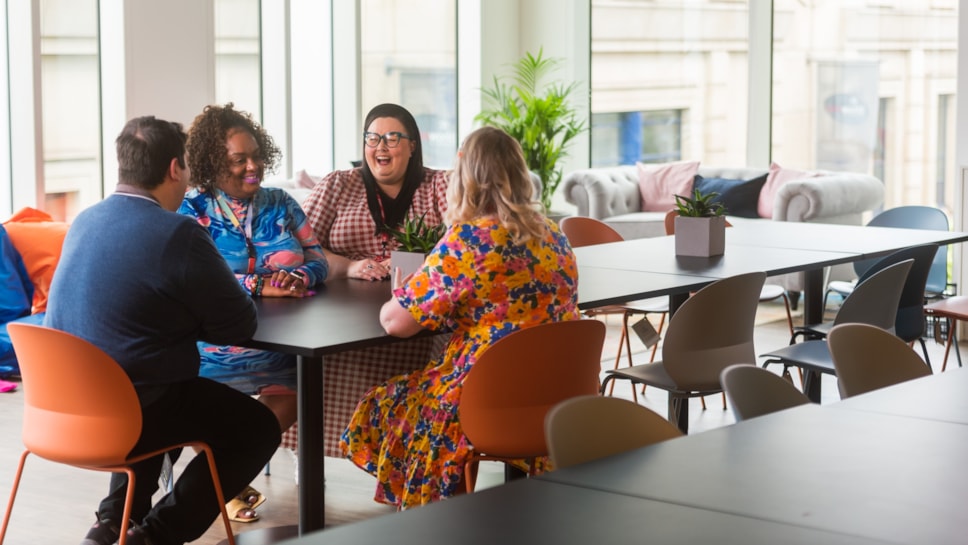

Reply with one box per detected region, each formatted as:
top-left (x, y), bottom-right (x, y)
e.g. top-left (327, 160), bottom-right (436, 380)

top-left (99, 0), bottom-right (215, 192)
top-left (6, 0), bottom-right (44, 213)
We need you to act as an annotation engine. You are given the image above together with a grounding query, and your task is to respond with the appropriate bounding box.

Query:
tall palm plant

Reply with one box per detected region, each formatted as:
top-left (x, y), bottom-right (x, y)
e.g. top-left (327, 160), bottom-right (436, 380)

top-left (476, 49), bottom-right (586, 212)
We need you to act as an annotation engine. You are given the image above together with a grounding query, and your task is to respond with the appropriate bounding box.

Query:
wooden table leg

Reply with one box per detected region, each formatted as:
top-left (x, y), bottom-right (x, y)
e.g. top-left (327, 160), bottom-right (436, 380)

top-left (941, 317), bottom-right (955, 372)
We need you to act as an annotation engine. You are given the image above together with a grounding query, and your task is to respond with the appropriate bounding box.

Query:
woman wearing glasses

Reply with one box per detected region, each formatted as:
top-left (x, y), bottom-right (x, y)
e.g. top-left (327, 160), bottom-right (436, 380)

top-left (302, 102), bottom-right (449, 281)
top-left (299, 103), bottom-right (449, 460)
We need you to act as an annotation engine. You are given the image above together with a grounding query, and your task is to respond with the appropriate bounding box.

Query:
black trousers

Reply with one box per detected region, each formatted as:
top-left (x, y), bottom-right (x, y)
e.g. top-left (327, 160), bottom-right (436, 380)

top-left (97, 377), bottom-right (280, 545)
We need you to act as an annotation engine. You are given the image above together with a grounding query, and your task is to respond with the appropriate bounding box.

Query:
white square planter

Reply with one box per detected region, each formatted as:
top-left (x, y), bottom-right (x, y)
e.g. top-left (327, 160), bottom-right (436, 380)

top-left (390, 250), bottom-right (428, 279)
top-left (674, 215), bottom-right (726, 257)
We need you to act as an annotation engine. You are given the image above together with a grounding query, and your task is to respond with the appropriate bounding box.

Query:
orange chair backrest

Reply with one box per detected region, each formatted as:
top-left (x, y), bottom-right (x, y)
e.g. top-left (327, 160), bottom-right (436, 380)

top-left (459, 320), bottom-right (606, 459)
top-left (559, 216), bottom-right (624, 247)
top-left (7, 323), bottom-right (142, 466)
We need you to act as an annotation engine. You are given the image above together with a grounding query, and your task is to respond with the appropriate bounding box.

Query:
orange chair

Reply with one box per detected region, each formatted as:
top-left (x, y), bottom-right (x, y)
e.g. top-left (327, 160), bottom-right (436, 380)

top-left (0, 323), bottom-right (236, 545)
top-left (459, 320), bottom-right (606, 492)
top-left (559, 216), bottom-right (668, 400)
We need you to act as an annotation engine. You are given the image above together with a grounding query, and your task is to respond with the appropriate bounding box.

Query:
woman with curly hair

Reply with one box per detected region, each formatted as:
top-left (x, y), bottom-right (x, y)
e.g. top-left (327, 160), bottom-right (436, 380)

top-left (342, 126), bottom-right (580, 508)
top-left (178, 103), bottom-right (329, 522)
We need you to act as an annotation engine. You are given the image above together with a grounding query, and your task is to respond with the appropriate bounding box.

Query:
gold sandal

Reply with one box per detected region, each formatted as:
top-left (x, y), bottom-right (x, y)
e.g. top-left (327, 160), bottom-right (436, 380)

top-left (226, 497), bottom-right (260, 523)
top-left (236, 485), bottom-right (266, 510)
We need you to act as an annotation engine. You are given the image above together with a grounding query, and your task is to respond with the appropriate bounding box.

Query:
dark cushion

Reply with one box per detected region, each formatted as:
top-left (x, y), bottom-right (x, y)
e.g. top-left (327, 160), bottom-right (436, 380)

top-left (693, 174), bottom-right (768, 218)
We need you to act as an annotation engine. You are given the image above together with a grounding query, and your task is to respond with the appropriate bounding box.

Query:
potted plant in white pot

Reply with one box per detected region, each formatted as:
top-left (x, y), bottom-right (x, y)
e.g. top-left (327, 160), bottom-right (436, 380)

top-left (386, 213), bottom-right (447, 278)
top-left (673, 189), bottom-right (727, 257)
top-left (475, 48), bottom-right (586, 214)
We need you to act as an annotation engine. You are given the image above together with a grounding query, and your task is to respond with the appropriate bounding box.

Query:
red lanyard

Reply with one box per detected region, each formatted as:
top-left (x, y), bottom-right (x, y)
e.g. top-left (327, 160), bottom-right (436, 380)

top-left (376, 193), bottom-right (392, 260)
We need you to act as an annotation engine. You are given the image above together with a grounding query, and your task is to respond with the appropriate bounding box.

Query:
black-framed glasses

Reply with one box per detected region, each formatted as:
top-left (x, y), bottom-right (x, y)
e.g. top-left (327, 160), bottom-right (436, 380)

top-left (363, 131), bottom-right (410, 148)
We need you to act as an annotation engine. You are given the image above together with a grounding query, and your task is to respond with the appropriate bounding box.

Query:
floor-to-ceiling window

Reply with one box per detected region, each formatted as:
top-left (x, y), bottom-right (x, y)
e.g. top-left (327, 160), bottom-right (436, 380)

top-left (360, 0), bottom-right (457, 169)
top-left (39, 0), bottom-right (100, 221)
top-left (589, 0), bottom-right (750, 168)
top-left (214, 0), bottom-right (262, 120)
top-left (771, 0), bottom-right (958, 214)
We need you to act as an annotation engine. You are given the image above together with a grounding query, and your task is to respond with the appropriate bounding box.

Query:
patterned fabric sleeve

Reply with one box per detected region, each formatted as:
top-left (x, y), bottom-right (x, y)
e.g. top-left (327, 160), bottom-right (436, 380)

top-left (279, 191), bottom-right (328, 285)
top-left (393, 223), bottom-right (470, 332)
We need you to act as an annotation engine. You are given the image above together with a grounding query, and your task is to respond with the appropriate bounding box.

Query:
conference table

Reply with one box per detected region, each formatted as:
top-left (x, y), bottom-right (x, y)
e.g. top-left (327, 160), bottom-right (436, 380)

top-left (278, 368), bottom-right (966, 545)
top-left (575, 220), bottom-right (968, 323)
top-left (242, 220), bottom-right (968, 540)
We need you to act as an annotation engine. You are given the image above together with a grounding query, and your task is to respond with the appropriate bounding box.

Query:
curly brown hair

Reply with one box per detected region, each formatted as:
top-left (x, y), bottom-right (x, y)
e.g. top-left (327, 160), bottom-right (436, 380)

top-left (186, 103), bottom-right (281, 192)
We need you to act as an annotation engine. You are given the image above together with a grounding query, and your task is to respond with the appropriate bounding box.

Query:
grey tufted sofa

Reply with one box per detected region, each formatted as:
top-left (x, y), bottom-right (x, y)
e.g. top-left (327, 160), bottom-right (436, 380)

top-left (561, 164), bottom-right (885, 305)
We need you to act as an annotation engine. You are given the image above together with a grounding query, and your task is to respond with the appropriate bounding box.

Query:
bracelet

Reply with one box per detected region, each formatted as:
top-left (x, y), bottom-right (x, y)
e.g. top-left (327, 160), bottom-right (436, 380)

top-left (253, 275), bottom-right (264, 296)
top-left (290, 270), bottom-right (307, 283)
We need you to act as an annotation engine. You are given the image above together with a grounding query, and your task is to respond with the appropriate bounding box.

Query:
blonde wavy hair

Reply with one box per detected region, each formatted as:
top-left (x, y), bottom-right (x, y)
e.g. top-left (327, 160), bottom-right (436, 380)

top-left (446, 126), bottom-right (545, 243)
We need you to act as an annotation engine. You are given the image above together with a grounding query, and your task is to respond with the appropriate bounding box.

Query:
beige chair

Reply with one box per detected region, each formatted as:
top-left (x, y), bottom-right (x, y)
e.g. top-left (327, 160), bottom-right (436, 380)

top-left (664, 210), bottom-right (796, 407)
top-left (663, 209), bottom-right (795, 337)
top-left (544, 395), bottom-right (683, 469)
top-left (460, 320), bottom-right (606, 492)
top-left (559, 216), bottom-right (668, 400)
top-left (599, 271), bottom-right (767, 433)
top-left (720, 364), bottom-right (811, 421)
top-left (828, 323), bottom-right (933, 399)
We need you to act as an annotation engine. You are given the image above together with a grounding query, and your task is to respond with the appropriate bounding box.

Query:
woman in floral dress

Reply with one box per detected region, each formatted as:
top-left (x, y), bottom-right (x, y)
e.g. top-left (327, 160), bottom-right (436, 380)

top-left (341, 126), bottom-right (581, 509)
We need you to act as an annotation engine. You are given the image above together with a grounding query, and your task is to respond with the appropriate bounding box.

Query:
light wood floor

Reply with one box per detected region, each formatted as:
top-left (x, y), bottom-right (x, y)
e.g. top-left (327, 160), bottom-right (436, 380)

top-left (0, 301), bottom-right (959, 544)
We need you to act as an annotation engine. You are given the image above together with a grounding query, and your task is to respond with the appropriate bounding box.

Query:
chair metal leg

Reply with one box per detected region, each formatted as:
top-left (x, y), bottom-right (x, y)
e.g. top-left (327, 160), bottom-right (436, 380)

top-left (0, 450), bottom-right (30, 544)
top-left (669, 396), bottom-right (689, 434)
top-left (641, 312), bottom-right (667, 396)
top-left (915, 338), bottom-right (932, 372)
top-left (781, 292), bottom-right (795, 338)
top-left (607, 313), bottom-right (638, 402)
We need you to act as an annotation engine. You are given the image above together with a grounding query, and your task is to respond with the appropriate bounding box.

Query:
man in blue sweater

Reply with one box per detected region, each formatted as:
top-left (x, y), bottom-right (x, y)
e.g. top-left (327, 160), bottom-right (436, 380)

top-left (45, 116), bottom-right (280, 545)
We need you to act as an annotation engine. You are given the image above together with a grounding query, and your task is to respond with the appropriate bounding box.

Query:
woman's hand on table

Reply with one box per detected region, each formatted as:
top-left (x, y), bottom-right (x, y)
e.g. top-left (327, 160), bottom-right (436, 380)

top-left (261, 270), bottom-right (315, 298)
top-left (348, 259), bottom-right (390, 282)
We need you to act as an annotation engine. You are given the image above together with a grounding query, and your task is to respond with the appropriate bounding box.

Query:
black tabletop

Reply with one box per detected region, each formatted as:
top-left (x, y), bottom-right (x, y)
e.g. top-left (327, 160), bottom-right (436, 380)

top-left (279, 478), bottom-right (894, 545)
top-left (576, 266), bottom-right (715, 309)
top-left (830, 367), bottom-right (968, 425)
top-left (573, 235), bottom-right (858, 277)
top-left (724, 221), bottom-right (968, 255)
top-left (540, 403), bottom-right (968, 545)
top-left (248, 279), bottom-right (397, 356)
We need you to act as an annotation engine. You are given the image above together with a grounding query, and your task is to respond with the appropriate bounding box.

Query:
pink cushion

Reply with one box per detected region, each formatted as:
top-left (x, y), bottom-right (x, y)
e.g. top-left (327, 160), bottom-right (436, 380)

top-left (638, 161), bottom-right (700, 212)
top-left (758, 162), bottom-right (815, 218)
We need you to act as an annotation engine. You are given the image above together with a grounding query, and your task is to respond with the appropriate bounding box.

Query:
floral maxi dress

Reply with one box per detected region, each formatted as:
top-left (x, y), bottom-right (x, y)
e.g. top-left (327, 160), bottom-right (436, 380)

top-left (340, 216), bottom-right (580, 508)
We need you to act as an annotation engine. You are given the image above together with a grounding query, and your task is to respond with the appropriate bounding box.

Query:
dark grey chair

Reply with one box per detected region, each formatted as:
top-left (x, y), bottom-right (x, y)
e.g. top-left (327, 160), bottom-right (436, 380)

top-left (797, 244), bottom-right (938, 364)
top-left (824, 206), bottom-right (949, 308)
top-left (760, 259), bottom-right (914, 403)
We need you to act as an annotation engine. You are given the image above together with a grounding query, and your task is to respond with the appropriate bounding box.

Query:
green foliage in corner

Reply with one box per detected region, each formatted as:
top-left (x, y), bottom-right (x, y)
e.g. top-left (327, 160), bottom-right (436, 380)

top-left (475, 48), bottom-right (587, 212)
top-left (674, 189), bottom-right (726, 218)
top-left (386, 213), bottom-right (447, 254)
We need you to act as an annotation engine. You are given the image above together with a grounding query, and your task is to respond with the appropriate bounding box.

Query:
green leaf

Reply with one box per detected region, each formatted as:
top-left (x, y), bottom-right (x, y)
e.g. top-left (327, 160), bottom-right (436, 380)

top-left (385, 213), bottom-right (446, 254)
top-left (475, 47), bottom-right (588, 212)
top-left (673, 189), bottom-right (726, 218)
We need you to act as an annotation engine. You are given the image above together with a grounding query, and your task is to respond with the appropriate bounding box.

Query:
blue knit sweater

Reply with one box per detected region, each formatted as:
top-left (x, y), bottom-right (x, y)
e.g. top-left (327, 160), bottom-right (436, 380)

top-left (45, 193), bottom-right (257, 386)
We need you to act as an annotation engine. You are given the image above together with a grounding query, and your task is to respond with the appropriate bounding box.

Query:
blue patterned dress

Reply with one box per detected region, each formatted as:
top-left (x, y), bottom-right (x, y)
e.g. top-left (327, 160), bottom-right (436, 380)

top-left (179, 187), bottom-right (328, 394)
